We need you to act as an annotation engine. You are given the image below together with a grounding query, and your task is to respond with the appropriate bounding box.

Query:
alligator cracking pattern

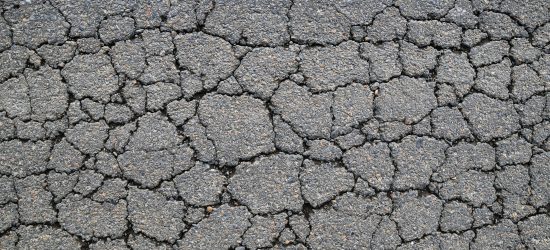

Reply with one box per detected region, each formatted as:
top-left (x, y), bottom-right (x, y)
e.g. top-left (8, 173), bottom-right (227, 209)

top-left (0, 0), bottom-right (549, 249)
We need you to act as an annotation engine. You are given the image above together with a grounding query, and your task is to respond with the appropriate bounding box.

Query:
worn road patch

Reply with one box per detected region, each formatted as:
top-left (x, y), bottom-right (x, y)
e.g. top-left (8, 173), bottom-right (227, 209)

top-left (0, 0), bottom-right (549, 249)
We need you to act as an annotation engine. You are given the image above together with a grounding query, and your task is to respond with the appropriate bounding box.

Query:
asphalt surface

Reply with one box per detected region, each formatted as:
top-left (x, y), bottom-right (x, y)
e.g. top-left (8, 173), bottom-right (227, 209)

top-left (0, 0), bottom-right (549, 249)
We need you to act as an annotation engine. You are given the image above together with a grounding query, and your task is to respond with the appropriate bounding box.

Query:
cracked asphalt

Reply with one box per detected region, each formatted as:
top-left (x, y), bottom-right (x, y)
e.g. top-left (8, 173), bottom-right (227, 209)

top-left (0, 0), bottom-right (549, 249)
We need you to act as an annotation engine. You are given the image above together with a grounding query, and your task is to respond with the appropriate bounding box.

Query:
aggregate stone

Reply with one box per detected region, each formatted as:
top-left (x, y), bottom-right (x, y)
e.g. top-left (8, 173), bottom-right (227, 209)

top-left (271, 81), bottom-right (333, 139)
top-left (0, 75), bottom-right (31, 119)
top-left (0, 17), bottom-right (12, 51)
top-left (273, 115), bottom-right (304, 154)
top-left (118, 147), bottom-right (192, 188)
top-left (165, 0), bottom-right (197, 32)
top-left (474, 58), bottom-right (512, 100)
top-left (174, 162), bottom-right (226, 206)
top-left (0, 176), bottom-right (16, 205)
top-left (126, 112), bottom-right (182, 151)
top-left (379, 121), bottom-right (412, 142)
top-left (166, 99), bottom-right (196, 126)
top-left (304, 140), bottom-right (342, 161)
top-left (15, 120), bottom-right (46, 141)
top-left (462, 29), bottom-right (488, 47)
top-left (0, 46), bottom-right (29, 82)
top-left (431, 106), bottom-right (472, 141)
top-left (307, 209), bottom-right (381, 249)
top-left (174, 32), bottom-right (239, 87)
top-left (436, 51), bottom-right (476, 97)
top-left (461, 93), bottom-right (520, 141)
top-left (228, 153), bottom-right (303, 214)
top-left (144, 82), bottom-right (182, 111)
top-left (300, 160), bottom-right (354, 207)
top-left (235, 47), bottom-right (297, 99)
top-left (438, 170), bottom-right (497, 207)
top-left (399, 41), bottom-right (440, 76)
top-left (132, 0), bottom-right (170, 29)
top-left (198, 94), bottom-right (275, 165)
top-left (518, 95), bottom-right (547, 126)
top-left (472, 219), bottom-right (523, 250)
top-left (0, 203), bottom-right (18, 233)
top-left (361, 42), bottom-right (401, 82)
top-left (92, 178), bottom-right (127, 203)
top-left (110, 40), bottom-right (146, 79)
top-left (390, 135), bottom-right (448, 190)
top-left (301, 41), bottom-right (369, 92)
top-left (139, 55), bottom-right (179, 84)
top-left (105, 122), bottom-right (136, 153)
top-left (141, 29), bottom-right (174, 56)
top-left (128, 234), bottom-right (171, 250)
top-left (396, 0), bottom-right (455, 20)
top-left (104, 103), bottom-right (134, 124)
top-left (445, 0), bottom-right (478, 28)
top-left (390, 191), bottom-right (443, 241)
top-left (332, 83), bottom-right (374, 136)
top-left (375, 76), bottom-right (437, 123)
top-left (128, 187), bottom-right (185, 243)
top-left (533, 23), bottom-right (550, 48)
top-left (81, 99), bottom-right (104, 120)
top-left (289, 214), bottom-right (310, 243)
top-left (61, 53), bottom-right (119, 103)
top-left (205, 0), bottom-right (291, 46)
top-left (496, 134), bottom-right (532, 166)
top-left (16, 225), bottom-right (81, 250)
top-left (333, 192), bottom-right (393, 218)
top-left (437, 142), bottom-right (495, 182)
top-left (177, 204), bottom-right (252, 250)
top-left (518, 214), bottom-right (550, 250)
top-left (479, 11), bottom-right (528, 40)
top-left (36, 42), bottom-right (77, 67)
top-left (407, 20), bottom-right (462, 48)
top-left (371, 216), bottom-right (401, 250)
top-left (0, 140), bottom-right (51, 177)
top-left (440, 201), bottom-right (473, 232)
top-left (469, 40), bottom-right (510, 67)
top-left (89, 239), bottom-right (129, 250)
top-left (73, 170), bottom-right (104, 196)
top-left (4, 3), bottom-right (68, 49)
top-left (77, 38), bottom-right (102, 53)
top-left (99, 16), bottom-right (135, 44)
top-left (289, 0), bottom-right (350, 45)
top-left (530, 152), bottom-right (550, 208)
top-left (343, 142), bottom-right (394, 191)
top-left (367, 7), bottom-right (407, 43)
top-left (511, 64), bottom-right (545, 101)
top-left (243, 213), bottom-right (287, 249)
top-left (47, 172), bottom-right (78, 202)
top-left (57, 194), bottom-right (127, 240)
top-left (66, 121), bottom-right (109, 154)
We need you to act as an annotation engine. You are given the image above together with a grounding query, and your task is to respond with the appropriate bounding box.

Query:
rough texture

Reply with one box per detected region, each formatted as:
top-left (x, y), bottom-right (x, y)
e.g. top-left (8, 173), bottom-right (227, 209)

top-left (1, 2), bottom-right (549, 249)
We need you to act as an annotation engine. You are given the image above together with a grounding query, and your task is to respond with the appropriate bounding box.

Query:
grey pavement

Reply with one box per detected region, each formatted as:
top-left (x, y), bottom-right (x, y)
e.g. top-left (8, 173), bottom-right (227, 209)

top-left (0, 0), bottom-right (549, 249)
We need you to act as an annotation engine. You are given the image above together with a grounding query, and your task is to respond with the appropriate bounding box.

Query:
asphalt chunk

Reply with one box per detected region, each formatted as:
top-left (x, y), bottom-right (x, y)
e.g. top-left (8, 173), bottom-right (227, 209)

top-left (174, 162), bottom-right (226, 206)
top-left (57, 194), bottom-right (127, 240)
top-left (128, 187), bottom-right (185, 243)
top-left (272, 80), bottom-right (333, 139)
top-left (228, 153), bottom-right (303, 214)
top-left (300, 160), bottom-right (354, 207)
top-left (177, 204), bottom-right (252, 250)
top-left (301, 41), bottom-right (369, 92)
top-left (461, 93), bottom-right (520, 141)
top-left (375, 76), bottom-right (437, 123)
top-left (199, 94), bottom-right (275, 165)
top-left (62, 53), bottom-right (119, 103)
